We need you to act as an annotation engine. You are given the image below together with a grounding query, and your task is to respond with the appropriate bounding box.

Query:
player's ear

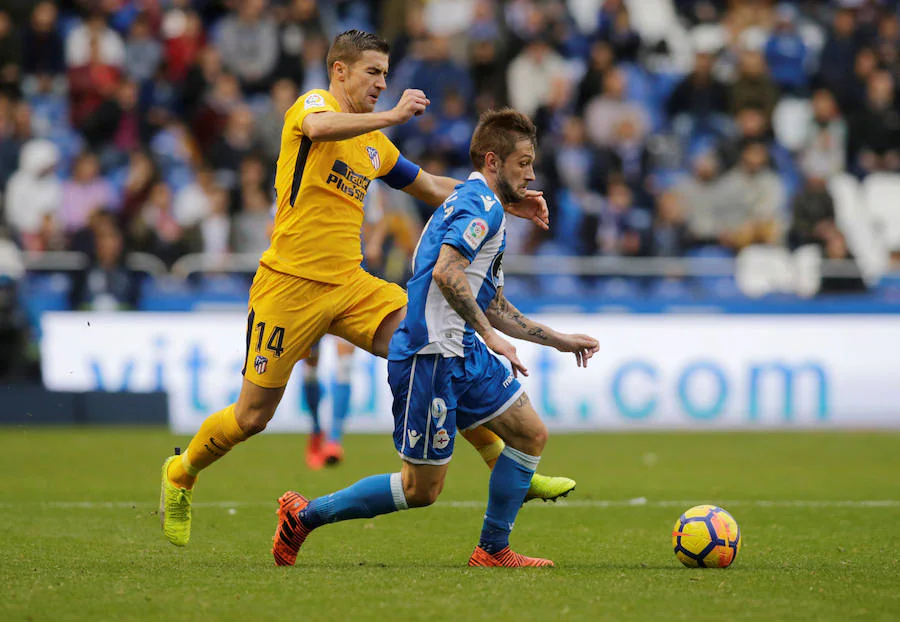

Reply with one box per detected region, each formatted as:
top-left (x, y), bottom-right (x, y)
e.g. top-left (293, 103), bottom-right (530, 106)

top-left (332, 60), bottom-right (347, 81)
top-left (485, 152), bottom-right (499, 173)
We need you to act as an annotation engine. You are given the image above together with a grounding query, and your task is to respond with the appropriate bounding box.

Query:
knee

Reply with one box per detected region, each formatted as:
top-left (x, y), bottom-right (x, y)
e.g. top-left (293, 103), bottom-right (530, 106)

top-left (234, 403), bottom-right (275, 437)
top-left (530, 421), bottom-right (549, 454)
top-left (403, 478), bottom-right (443, 508)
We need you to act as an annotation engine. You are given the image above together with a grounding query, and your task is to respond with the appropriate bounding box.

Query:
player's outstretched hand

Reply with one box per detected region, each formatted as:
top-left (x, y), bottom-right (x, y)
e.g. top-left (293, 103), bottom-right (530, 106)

top-left (554, 333), bottom-right (599, 368)
top-left (392, 89), bottom-right (430, 123)
top-left (505, 190), bottom-right (550, 231)
top-left (484, 331), bottom-right (528, 378)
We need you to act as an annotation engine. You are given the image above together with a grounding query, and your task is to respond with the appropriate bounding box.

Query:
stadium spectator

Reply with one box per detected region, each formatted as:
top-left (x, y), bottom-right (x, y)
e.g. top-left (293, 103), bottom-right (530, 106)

top-left (123, 15), bottom-right (162, 86)
top-left (652, 191), bottom-right (689, 257)
top-left (208, 106), bottom-right (259, 190)
top-left (117, 150), bottom-right (160, 227)
top-left (576, 41), bottom-right (615, 114)
top-left (714, 141), bottom-right (786, 250)
top-left (816, 8), bottom-right (860, 102)
top-left (25, 74), bottom-right (68, 139)
top-left (67, 36), bottom-right (122, 128)
top-left (174, 165), bottom-right (216, 229)
top-left (181, 45), bottom-right (225, 121)
top-left (231, 182), bottom-right (273, 256)
top-left (3, 138), bottom-right (62, 251)
top-left (80, 80), bottom-right (142, 167)
top-left (199, 185), bottom-right (231, 257)
top-left (21, 2), bottom-right (65, 88)
top-left (216, 0), bottom-right (279, 94)
top-left (299, 35), bottom-right (329, 93)
top-left (833, 46), bottom-right (878, 117)
top-left (667, 50), bottom-right (731, 142)
top-left (596, 1), bottom-right (641, 63)
top-left (0, 100), bottom-right (32, 191)
top-left (596, 177), bottom-right (652, 257)
top-left (600, 114), bottom-right (653, 204)
top-left (469, 38), bottom-right (509, 112)
top-left (129, 180), bottom-right (198, 266)
top-left (729, 49), bottom-right (779, 121)
top-left (162, 9), bottom-right (205, 84)
top-left (256, 79), bottom-right (299, 165)
top-left (405, 34), bottom-right (473, 114)
top-left (0, 10), bottom-right (21, 99)
top-left (65, 11), bottom-right (126, 69)
top-left (59, 152), bottom-right (116, 236)
top-left (764, 4), bottom-right (809, 94)
top-left (800, 88), bottom-right (846, 178)
top-left (229, 154), bottom-right (270, 218)
top-left (675, 152), bottom-right (724, 248)
top-left (787, 174), bottom-right (836, 250)
top-left (191, 71), bottom-right (243, 154)
top-left (584, 67), bottom-right (650, 147)
top-left (715, 105), bottom-right (771, 170)
top-left (69, 215), bottom-right (139, 311)
top-left (849, 70), bottom-right (900, 175)
top-left (507, 35), bottom-right (568, 119)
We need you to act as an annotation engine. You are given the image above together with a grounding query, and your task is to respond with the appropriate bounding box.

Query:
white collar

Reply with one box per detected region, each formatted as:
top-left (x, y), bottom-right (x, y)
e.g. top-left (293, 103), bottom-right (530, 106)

top-left (467, 171), bottom-right (488, 183)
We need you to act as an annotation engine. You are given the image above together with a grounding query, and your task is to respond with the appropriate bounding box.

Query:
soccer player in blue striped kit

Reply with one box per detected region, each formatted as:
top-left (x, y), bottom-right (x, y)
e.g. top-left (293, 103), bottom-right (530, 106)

top-left (273, 108), bottom-right (599, 567)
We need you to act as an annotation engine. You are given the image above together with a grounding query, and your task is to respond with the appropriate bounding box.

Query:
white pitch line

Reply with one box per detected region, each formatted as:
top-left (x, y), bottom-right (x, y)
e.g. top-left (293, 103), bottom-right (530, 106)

top-left (1, 499), bottom-right (899, 510)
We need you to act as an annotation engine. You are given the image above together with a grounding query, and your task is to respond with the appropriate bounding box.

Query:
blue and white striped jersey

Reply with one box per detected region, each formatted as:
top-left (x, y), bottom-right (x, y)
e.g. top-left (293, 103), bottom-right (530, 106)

top-left (388, 172), bottom-right (506, 360)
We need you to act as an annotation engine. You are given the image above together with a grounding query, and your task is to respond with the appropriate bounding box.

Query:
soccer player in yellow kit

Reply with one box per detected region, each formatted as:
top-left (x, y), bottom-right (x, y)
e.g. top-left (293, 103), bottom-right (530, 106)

top-left (159, 29), bottom-right (575, 547)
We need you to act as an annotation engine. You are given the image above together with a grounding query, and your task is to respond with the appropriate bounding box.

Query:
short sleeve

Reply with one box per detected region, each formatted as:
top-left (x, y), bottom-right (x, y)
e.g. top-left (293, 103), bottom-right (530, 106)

top-left (442, 200), bottom-right (500, 262)
top-left (294, 90), bottom-right (336, 135)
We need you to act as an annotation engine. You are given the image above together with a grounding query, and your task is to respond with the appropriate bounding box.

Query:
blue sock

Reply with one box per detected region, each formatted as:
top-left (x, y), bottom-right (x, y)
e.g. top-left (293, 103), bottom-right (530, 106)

top-left (298, 472), bottom-right (408, 530)
top-left (328, 381), bottom-right (351, 443)
top-left (302, 378), bottom-right (322, 434)
top-left (479, 446), bottom-right (540, 554)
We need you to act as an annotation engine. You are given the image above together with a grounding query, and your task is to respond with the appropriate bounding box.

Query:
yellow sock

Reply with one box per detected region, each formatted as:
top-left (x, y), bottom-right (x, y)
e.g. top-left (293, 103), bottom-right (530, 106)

top-left (460, 426), bottom-right (506, 470)
top-left (167, 404), bottom-right (249, 489)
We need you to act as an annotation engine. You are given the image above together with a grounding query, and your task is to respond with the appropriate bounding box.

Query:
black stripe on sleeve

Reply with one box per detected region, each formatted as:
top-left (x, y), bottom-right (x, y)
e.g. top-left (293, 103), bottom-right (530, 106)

top-left (289, 136), bottom-right (313, 207)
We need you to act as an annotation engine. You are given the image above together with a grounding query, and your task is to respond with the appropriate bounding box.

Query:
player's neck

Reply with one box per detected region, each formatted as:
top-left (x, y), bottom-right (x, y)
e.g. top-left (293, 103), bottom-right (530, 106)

top-left (476, 170), bottom-right (503, 205)
top-left (329, 85), bottom-right (355, 114)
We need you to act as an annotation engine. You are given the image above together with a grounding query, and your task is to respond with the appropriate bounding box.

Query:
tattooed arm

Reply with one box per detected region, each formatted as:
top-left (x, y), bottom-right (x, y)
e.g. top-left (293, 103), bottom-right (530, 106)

top-left (432, 244), bottom-right (528, 376)
top-left (487, 287), bottom-right (600, 367)
top-left (486, 286), bottom-right (556, 345)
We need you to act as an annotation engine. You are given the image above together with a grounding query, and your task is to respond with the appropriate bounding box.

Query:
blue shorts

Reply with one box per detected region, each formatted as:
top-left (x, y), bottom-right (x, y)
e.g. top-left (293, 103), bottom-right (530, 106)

top-left (387, 338), bottom-right (525, 465)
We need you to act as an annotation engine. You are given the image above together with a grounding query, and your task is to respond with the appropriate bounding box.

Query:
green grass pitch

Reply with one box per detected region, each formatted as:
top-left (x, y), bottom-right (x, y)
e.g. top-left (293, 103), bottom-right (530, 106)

top-left (2, 428), bottom-right (899, 621)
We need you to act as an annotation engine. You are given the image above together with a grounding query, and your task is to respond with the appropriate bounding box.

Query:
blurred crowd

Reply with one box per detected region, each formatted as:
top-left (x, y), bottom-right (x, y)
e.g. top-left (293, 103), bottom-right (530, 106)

top-left (1, 0), bottom-right (897, 314)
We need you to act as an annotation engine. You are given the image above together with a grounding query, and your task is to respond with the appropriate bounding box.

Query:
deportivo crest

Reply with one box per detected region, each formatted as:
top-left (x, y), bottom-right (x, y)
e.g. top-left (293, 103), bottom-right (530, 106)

top-left (254, 355), bottom-right (268, 374)
top-left (432, 428), bottom-right (450, 450)
top-left (304, 93), bottom-right (325, 109)
top-left (367, 146), bottom-right (380, 170)
top-left (463, 218), bottom-right (489, 250)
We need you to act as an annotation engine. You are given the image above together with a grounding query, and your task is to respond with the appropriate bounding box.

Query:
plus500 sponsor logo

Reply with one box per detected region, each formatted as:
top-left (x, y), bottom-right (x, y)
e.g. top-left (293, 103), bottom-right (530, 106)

top-left (534, 351), bottom-right (828, 423)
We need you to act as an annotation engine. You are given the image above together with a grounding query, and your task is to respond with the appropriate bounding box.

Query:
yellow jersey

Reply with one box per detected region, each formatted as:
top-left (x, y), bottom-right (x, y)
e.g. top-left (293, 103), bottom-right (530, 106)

top-left (261, 89), bottom-right (411, 284)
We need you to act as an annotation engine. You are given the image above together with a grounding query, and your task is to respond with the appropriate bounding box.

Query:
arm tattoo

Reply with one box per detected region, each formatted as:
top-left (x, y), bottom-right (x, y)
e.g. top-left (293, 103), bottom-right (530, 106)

top-left (487, 289), bottom-right (550, 343)
top-left (434, 248), bottom-right (493, 336)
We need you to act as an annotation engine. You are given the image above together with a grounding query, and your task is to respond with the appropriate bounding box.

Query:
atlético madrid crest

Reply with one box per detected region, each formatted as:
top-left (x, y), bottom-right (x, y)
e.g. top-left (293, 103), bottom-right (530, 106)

top-left (254, 355), bottom-right (268, 375)
top-left (367, 146), bottom-right (380, 170)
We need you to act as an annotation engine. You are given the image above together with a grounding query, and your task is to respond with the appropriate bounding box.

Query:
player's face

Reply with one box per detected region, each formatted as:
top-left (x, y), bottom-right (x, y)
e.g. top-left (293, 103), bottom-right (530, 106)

top-left (346, 50), bottom-right (389, 113)
top-left (495, 139), bottom-right (536, 204)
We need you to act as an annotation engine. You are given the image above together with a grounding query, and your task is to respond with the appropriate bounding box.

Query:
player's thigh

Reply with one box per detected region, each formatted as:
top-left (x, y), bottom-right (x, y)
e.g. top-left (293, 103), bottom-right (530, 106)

top-left (456, 338), bottom-right (528, 437)
top-left (387, 353), bottom-right (463, 467)
top-left (328, 269), bottom-right (407, 357)
top-left (243, 266), bottom-right (336, 388)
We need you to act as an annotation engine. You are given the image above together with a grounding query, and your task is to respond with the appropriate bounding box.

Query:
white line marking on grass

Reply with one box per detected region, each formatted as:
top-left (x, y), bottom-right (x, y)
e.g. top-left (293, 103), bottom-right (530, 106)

top-left (2, 499), bottom-right (899, 509)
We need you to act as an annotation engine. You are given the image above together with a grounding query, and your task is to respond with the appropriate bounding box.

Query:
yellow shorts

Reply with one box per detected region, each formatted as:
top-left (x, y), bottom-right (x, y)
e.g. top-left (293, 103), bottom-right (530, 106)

top-left (242, 264), bottom-right (407, 388)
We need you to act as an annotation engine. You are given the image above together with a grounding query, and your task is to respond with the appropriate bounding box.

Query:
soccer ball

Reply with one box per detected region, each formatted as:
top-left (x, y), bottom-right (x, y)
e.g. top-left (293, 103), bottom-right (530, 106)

top-left (672, 505), bottom-right (741, 568)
